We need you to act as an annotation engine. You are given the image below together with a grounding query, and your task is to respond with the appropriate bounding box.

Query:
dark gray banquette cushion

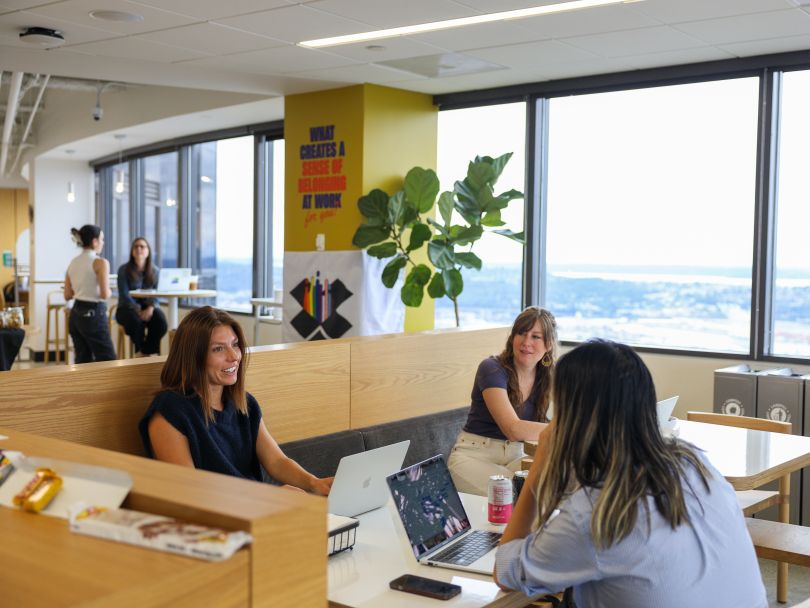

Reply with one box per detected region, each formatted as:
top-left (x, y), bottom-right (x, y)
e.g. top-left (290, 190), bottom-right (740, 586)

top-left (360, 407), bottom-right (468, 467)
top-left (273, 429), bottom-right (365, 480)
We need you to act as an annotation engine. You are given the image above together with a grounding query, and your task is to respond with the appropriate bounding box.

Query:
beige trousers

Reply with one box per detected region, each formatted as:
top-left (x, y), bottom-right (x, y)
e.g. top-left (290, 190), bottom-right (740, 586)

top-left (447, 430), bottom-right (525, 496)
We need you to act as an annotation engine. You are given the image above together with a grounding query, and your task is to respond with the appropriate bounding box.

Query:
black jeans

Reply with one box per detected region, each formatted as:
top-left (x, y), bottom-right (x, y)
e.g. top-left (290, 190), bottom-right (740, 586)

top-left (115, 304), bottom-right (167, 355)
top-left (69, 301), bottom-right (116, 364)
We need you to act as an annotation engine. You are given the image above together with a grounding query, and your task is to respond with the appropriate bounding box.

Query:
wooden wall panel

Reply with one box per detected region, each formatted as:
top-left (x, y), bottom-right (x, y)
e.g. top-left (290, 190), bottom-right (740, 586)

top-left (349, 327), bottom-right (507, 428)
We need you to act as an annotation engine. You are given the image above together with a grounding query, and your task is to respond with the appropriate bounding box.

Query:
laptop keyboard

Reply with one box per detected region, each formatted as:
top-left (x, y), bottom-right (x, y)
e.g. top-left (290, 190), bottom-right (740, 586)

top-left (430, 530), bottom-right (502, 566)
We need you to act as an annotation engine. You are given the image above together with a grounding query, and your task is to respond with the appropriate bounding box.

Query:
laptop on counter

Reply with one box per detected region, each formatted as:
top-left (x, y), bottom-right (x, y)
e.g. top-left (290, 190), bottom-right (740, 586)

top-left (156, 268), bottom-right (192, 292)
top-left (657, 396), bottom-right (679, 428)
top-left (386, 454), bottom-right (501, 576)
top-left (328, 440), bottom-right (410, 517)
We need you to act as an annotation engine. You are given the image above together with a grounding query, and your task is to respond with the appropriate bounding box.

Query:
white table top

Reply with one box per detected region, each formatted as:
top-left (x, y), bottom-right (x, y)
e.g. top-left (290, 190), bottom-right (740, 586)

top-left (250, 297), bottom-right (282, 306)
top-left (328, 493), bottom-right (526, 608)
top-left (129, 289), bottom-right (217, 298)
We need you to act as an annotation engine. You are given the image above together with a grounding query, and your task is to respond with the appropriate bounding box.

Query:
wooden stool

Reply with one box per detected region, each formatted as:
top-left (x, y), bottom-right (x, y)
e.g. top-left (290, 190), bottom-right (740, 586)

top-left (109, 305), bottom-right (134, 359)
top-left (44, 291), bottom-right (65, 363)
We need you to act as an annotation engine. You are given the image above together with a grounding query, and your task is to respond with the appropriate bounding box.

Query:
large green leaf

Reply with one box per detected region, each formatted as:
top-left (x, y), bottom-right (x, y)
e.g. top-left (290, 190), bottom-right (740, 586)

top-left (428, 239), bottom-right (455, 270)
top-left (353, 225), bottom-right (390, 248)
top-left (448, 225), bottom-right (483, 246)
top-left (438, 191), bottom-right (454, 226)
top-left (485, 189), bottom-right (523, 212)
top-left (407, 222), bottom-right (431, 252)
top-left (466, 160), bottom-right (496, 192)
top-left (493, 229), bottom-right (525, 244)
top-left (400, 282), bottom-right (424, 307)
top-left (358, 189), bottom-right (390, 222)
top-left (399, 204), bottom-right (418, 228)
top-left (387, 191), bottom-right (405, 226)
top-left (426, 217), bottom-right (449, 238)
top-left (404, 167), bottom-right (440, 214)
top-left (481, 210), bottom-right (505, 227)
top-left (381, 255), bottom-right (406, 288)
top-left (406, 263), bottom-right (432, 286)
top-left (427, 272), bottom-right (445, 298)
top-left (455, 251), bottom-right (482, 270)
top-left (442, 268), bottom-right (464, 298)
top-left (486, 152), bottom-right (513, 182)
top-left (366, 241), bottom-right (397, 259)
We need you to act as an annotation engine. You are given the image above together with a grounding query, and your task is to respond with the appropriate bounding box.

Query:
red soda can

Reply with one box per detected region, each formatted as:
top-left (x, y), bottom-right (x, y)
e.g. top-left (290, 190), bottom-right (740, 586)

top-left (488, 475), bottom-right (513, 524)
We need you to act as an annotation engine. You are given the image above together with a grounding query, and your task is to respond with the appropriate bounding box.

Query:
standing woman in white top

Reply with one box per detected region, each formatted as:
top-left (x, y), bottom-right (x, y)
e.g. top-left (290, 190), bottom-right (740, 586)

top-left (64, 225), bottom-right (117, 363)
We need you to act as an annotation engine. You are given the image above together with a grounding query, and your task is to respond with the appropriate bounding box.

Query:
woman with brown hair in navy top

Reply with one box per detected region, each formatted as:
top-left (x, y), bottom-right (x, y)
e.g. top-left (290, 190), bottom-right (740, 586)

top-left (139, 306), bottom-right (332, 494)
top-left (447, 307), bottom-right (558, 495)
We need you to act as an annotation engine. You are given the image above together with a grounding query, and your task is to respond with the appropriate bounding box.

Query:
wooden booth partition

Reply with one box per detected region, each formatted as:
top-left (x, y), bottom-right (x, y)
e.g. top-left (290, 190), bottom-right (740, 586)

top-left (349, 327), bottom-right (507, 428)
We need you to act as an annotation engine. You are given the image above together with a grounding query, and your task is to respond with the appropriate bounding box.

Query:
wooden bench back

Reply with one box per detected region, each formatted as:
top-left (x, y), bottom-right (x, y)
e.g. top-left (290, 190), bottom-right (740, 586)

top-left (0, 326), bottom-right (507, 455)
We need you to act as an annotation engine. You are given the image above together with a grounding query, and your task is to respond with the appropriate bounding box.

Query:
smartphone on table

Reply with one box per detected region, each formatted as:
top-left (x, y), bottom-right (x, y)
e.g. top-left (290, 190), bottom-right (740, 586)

top-left (389, 574), bottom-right (462, 600)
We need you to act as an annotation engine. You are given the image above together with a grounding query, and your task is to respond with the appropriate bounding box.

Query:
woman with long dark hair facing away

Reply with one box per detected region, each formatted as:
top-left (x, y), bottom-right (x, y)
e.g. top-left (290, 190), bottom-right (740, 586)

top-left (138, 306), bottom-right (333, 494)
top-left (64, 225), bottom-right (116, 363)
top-left (495, 339), bottom-right (766, 607)
top-left (447, 306), bottom-right (558, 495)
top-left (116, 237), bottom-right (167, 356)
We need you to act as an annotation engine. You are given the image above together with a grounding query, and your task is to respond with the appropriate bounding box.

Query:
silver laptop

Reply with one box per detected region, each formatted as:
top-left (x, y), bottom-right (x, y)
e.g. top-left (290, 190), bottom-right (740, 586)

top-left (328, 440), bottom-right (410, 517)
top-left (657, 396), bottom-right (679, 427)
top-left (387, 454), bottom-right (501, 576)
top-left (157, 268), bottom-right (192, 291)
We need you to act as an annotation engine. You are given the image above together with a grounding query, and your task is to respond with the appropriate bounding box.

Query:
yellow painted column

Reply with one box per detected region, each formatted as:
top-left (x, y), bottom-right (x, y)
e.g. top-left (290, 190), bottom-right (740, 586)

top-left (284, 84), bottom-right (437, 335)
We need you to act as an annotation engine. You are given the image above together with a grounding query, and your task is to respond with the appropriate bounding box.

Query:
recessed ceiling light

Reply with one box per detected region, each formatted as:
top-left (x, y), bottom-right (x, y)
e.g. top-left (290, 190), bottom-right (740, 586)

top-left (365, 45), bottom-right (386, 52)
top-left (300, 0), bottom-right (644, 48)
top-left (89, 10), bottom-right (144, 23)
top-left (19, 26), bottom-right (65, 48)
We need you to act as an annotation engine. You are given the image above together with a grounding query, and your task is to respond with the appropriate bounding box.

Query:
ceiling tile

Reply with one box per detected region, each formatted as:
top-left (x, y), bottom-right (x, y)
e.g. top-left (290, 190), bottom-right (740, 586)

top-left (452, 0), bottom-right (569, 10)
top-left (138, 22), bottom-right (287, 54)
top-left (28, 0), bottom-right (197, 35)
top-left (412, 21), bottom-right (547, 52)
top-left (0, 9), bottom-right (115, 45)
top-left (465, 39), bottom-right (598, 67)
top-left (632, 0), bottom-right (795, 24)
top-left (67, 36), bottom-right (210, 63)
top-left (673, 8), bottom-right (810, 45)
top-left (295, 62), bottom-right (426, 84)
top-left (720, 32), bottom-right (810, 57)
top-left (620, 46), bottom-right (737, 70)
top-left (179, 45), bottom-right (358, 75)
top-left (215, 4), bottom-right (370, 45)
top-left (309, 0), bottom-right (478, 28)
top-left (513, 4), bottom-right (660, 38)
top-left (563, 25), bottom-right (707, 58)
top-left (128, 0), bottom-right (289, 20)
top-left (321, 36), bottom-right (449, 63)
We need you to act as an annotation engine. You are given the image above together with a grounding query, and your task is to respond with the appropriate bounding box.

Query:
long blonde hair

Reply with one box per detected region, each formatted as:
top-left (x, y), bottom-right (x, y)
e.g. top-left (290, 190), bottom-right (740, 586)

top-left (496, 306), bottom-right (558, 421)
top-left (160, 306), bottom-right (249, 423)
top-left (535, 339), bottom-right (710, 549)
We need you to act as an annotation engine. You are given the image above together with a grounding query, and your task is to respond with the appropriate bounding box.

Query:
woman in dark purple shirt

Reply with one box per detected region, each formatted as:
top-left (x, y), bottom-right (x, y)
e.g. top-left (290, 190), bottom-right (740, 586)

top-left (447, 307), bottom-right (558, 495)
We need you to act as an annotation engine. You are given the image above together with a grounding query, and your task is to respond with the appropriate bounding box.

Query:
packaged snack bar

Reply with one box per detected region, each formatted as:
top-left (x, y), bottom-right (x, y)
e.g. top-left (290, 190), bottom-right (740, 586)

top-left (13, 467), bottom-right (62, 512)
top-left (68, 504), bottom-right (252, 561)
top-left (0, 452), bottom-right (14, 487)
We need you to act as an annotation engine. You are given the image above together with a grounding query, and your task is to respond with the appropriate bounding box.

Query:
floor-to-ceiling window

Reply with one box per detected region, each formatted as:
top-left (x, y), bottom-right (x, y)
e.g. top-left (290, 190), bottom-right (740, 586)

top-left (141, 152), bottom-right (179, 268)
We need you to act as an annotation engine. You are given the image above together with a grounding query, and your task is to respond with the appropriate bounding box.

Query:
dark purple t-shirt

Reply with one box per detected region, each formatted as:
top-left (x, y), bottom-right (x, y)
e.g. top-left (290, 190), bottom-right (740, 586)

top-left (462, 356), bottom-right (542, 440)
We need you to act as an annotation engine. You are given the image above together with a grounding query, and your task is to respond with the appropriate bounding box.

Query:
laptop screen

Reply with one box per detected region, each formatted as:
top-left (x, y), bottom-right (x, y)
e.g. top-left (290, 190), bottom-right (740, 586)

top-left (387, 455), bottom-right (472, 560)
top-left (157, 268), bottom-right (191, 291)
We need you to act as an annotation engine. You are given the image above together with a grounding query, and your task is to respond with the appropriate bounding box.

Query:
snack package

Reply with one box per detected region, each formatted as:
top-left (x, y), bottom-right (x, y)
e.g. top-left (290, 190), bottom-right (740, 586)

top-left (0, 452), bottom-right (14, 487)
top-left (68, 504), bottom-right (252, 561)
top-left (12, 467), bottom-right (62, 512)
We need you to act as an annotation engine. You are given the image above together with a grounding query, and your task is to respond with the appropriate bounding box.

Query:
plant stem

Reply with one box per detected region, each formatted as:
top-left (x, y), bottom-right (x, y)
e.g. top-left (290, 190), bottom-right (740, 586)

top-left (452, 296), bottom-right (459, 327)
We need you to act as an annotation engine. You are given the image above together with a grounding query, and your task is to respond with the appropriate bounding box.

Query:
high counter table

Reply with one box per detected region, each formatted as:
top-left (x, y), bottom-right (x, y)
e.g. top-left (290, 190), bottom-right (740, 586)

top-left (0, 427), bottom-right (326, 608)
top-left (129, 289), bottom-right (216, 330)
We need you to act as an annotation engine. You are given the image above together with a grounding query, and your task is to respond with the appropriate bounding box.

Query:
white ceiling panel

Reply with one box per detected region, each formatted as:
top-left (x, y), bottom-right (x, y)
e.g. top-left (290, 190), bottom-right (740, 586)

top-left (453, 0), bottom-right (573, 11)
top-left (129, 0), bottom-right (290, 20)
top-left (138, 22), bottom-right (287, 54)
top-left (465, 39), bottom-right (598, 68)
top-left (67, 36), bottom-right (210, 63)
top-left (720, 32), bottom-right (810, 57)
top-left (295, 62), bottom-right (425, 85)
top-left (513, 4), bottom-right (660, 39)
top-left (0, 10), bottom-right (116, 46)
top-left (673, 9), bottom-right (810, 46)
top-left (620, 46), bottom-right (737, 70)
top-left (322, 36), bottom-right (449, 63)
top-left (0, 0), bottom-right (56, 11)
top-left (564, 25), bottom-right (707, 58)
top-left (310, 0), bottom-right (479, 28)
top-left (180, 45), bottom-right (358, 75)
top-left (215, 4), bottom-right (371, 45)
top-left (529, 57), bottom-right (634, 81)
top-left (387, 68), bottom-right (544, 95)
top-left (412, 21), bottom-right (547, 52)
top-left (633, 0), bottom-right (795, 24)
top-left (27, 0), bottom-right (197, 35)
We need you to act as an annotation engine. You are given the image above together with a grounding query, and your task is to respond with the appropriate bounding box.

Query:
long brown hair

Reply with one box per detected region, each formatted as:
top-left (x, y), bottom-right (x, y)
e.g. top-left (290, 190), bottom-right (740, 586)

top-left (496, 306), bottom-right (558, 422)
top-left (535, 339), bottom-right (711, 550)
top-left (160, 306), bottom-right (249, 423)
top-left (125, 237), bottom-right (156, 287)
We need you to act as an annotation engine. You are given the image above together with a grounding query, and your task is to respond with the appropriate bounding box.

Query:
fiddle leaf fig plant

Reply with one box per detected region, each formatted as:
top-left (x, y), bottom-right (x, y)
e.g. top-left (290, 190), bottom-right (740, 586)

top-left (352, 153), bottom-right (524, 326)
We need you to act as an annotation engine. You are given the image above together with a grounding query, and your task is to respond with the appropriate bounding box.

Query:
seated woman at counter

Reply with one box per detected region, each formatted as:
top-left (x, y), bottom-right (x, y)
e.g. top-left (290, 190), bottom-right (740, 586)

top-left (116, 237), bottom-right (167, 357)
top-left (447, 306), bottom-right (558, 495)
top-left (138, 306), bottom-right (333, 495)
top-left (495, 340), bottom-right (766, 607)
